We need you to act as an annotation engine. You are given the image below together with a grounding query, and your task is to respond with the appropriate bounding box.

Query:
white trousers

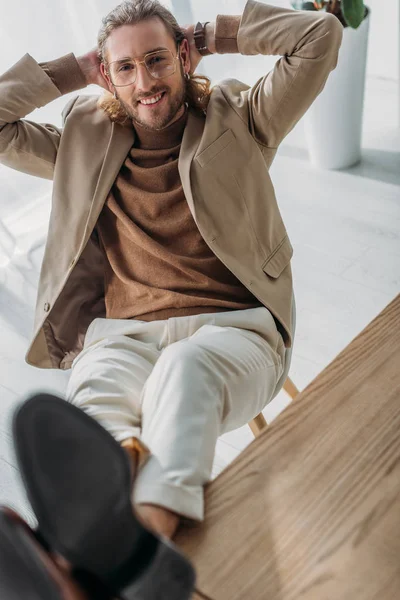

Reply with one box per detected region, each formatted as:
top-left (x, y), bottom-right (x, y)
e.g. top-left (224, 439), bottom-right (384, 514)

top-left (65, 307), bottom-right (286, 522)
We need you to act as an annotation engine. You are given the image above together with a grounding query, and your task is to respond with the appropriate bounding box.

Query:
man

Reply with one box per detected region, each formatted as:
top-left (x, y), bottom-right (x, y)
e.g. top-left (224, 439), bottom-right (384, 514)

top-left (0, 0), bottom-right (343, 596)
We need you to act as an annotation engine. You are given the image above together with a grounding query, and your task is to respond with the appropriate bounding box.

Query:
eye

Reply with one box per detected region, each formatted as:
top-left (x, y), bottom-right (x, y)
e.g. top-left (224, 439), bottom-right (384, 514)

top-left (119, 64), bottom-right (134, 72)
top-left (148, 56), bottom-right (165, 66)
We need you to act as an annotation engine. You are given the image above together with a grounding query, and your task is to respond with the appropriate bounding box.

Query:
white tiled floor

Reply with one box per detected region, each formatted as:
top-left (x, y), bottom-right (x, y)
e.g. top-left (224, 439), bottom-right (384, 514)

top-left (0, 76), bottom-right (399, 526)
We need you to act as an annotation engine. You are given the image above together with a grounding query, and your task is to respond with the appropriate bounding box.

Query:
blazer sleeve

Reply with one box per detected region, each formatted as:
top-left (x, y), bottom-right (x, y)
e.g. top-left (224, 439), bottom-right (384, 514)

top-left (215, 0), bottom-right (343, 149)
top-left (0, 52), bottom-right (86, 180)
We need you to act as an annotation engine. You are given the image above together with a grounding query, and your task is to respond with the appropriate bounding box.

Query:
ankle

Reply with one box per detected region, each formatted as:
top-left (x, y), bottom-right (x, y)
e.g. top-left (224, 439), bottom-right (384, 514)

top-left (134, 503), bottom-right (180, 539)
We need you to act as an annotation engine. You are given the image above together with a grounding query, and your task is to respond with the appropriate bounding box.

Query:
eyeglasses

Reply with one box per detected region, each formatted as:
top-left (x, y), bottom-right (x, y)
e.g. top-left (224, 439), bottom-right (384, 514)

top-left (107, 48), bottom-right (180, 87)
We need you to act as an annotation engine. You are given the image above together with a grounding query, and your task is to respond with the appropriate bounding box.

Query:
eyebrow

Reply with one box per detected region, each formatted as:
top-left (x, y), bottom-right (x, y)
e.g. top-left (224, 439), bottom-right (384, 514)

top-left (113, 47), bottom-right (169, 64)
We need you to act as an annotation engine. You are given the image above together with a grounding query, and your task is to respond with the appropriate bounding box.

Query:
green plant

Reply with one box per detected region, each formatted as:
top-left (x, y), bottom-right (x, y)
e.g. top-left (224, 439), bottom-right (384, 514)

top-left (291, 0), bottom-right (367, 29)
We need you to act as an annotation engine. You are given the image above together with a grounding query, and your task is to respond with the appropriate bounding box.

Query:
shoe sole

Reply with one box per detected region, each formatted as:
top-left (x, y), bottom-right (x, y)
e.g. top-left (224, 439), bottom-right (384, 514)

top-left (13, 394), bottom-right (196, 599)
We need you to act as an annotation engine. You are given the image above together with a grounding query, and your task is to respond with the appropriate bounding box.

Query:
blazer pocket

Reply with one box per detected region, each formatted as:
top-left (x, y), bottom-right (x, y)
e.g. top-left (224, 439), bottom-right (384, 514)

top-left (195, 129), bottom-right (236, 167)
top-left (262, 235), bottom-right (293, 278)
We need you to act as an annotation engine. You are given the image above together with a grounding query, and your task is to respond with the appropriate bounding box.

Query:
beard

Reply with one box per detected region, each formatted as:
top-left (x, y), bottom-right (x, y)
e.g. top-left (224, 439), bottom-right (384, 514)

top-left (115, 71), bottom-right (186, 132)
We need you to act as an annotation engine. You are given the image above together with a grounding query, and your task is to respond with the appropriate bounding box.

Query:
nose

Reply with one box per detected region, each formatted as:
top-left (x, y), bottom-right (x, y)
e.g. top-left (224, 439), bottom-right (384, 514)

top-left (134, 61), bottom-right (156, 93)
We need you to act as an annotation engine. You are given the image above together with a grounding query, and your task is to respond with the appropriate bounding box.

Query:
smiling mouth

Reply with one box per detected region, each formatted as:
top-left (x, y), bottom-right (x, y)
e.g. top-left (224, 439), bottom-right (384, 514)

top-left (137, 92), bottom-right (166, 106)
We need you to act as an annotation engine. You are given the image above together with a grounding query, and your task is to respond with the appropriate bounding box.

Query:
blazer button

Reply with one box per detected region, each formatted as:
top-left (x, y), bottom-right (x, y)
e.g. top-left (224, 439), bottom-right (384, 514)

top-left (44, 302), bottom-right (50, 312)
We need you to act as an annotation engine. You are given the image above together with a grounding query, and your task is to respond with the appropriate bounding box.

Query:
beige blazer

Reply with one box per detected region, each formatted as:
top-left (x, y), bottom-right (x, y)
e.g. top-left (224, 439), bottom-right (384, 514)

top-left (0, 0), bottom-right (343, 369)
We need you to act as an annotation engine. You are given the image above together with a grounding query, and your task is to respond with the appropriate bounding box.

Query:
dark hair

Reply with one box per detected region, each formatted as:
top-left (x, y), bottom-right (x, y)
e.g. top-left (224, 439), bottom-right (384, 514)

top-left (96, 0), bottom-right (212, 123)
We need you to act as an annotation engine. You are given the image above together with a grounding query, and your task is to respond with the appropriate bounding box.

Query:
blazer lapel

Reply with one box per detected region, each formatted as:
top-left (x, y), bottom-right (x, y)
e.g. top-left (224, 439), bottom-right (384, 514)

top-left (82, 120), bottom-right (135, 245)
top-left (178, 107), bottom-right (205, 222)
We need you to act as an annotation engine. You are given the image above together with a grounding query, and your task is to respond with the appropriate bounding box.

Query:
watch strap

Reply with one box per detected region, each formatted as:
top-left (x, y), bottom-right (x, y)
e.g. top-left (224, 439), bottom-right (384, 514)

top-left (194, 21), bottom-right (213, 56)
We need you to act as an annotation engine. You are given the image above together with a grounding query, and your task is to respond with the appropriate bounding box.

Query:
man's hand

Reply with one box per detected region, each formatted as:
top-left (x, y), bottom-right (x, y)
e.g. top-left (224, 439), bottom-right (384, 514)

top-left (181, 22), bottom-right (216, 74)
top-left (76, 48), bottom-right (109, 90)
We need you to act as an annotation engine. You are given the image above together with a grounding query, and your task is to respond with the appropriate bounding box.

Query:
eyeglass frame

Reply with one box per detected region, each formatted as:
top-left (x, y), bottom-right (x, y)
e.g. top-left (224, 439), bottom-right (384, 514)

top-left (105, 45), bottom-right (182, 87)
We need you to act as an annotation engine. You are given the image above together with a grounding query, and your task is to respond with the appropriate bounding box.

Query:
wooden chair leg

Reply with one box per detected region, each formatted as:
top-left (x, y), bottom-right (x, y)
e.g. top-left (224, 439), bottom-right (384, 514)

top-left (282, 376), bottom-right (300, 400)
top-left (248, 377), bottom-right (300, 438)
top-left (248, 413), bottom-right (267, 437)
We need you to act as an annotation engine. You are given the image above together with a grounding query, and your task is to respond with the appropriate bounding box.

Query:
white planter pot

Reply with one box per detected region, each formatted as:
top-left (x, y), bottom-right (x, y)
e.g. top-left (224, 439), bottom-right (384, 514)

top-left (303, 7), bottom-right (371, 170)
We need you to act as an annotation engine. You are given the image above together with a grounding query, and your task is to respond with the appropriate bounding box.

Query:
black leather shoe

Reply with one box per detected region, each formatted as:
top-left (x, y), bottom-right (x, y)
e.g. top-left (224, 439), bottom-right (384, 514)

top-left (12, 393), bottom-right (196, 600)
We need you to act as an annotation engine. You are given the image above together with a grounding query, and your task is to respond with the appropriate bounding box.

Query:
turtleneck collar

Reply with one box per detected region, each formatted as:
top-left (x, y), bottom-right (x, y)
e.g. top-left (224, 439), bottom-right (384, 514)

top-left (132, 103), bottom-right (188, 150)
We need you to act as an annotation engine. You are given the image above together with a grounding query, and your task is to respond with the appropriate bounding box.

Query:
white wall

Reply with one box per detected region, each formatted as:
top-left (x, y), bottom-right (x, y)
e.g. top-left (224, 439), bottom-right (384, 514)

top-left (364, 0), bottom-right (399, 81)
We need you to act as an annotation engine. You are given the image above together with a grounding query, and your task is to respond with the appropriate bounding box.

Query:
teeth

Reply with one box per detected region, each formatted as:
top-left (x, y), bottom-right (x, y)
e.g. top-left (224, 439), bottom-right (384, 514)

top-left (140, 93), bottom-right (163, 105)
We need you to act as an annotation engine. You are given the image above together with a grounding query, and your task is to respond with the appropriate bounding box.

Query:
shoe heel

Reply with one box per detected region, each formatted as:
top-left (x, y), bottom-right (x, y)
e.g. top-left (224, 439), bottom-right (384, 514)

top-left (1, 506), bottom-right (52, 552)
top-left (0, 508), bottom-right (63, 600)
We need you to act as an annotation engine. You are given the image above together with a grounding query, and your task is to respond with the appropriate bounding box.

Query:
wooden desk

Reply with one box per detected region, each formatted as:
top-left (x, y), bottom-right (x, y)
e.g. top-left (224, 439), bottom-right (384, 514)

top-left (178, 294), bottom-right (400, 600)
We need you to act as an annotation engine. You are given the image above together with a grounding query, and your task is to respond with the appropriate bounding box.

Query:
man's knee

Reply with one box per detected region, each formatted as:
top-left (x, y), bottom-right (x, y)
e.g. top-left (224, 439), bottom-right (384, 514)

top-left (157, 340), bottom-right (211, 374)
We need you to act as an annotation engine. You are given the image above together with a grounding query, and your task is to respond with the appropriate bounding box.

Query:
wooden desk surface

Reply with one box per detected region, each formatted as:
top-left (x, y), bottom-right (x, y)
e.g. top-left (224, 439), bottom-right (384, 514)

top-left (178, 294), bottom-right (400, 600)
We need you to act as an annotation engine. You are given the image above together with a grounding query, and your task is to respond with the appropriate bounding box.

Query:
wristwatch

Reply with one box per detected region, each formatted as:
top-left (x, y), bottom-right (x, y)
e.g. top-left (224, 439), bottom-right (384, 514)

top-left (194, 21), bottom-right (213, 56)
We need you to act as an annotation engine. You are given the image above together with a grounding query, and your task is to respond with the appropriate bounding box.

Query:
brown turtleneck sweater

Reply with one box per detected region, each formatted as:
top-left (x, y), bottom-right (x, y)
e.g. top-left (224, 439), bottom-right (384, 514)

top-left (40, 14), bottom-right (264, 323)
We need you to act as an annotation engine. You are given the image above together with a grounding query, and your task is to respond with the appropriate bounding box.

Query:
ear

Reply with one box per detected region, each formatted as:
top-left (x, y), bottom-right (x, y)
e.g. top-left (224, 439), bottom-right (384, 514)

top-left (100, 62), bottom-right (115, 94)
top-left (179, 38), bottom-right (191, 75)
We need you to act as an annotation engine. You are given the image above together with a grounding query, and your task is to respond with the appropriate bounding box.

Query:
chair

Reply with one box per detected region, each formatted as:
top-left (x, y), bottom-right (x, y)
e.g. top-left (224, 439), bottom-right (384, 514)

top-left (248, 376), bottom-right (300, 437)
top-left (248, 291), bottom-right (299, 438)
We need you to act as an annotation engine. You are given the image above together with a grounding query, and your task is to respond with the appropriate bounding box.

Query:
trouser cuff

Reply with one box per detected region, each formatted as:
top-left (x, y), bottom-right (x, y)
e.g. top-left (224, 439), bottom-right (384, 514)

top-left (132, 481), bottom-right (204, 523)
